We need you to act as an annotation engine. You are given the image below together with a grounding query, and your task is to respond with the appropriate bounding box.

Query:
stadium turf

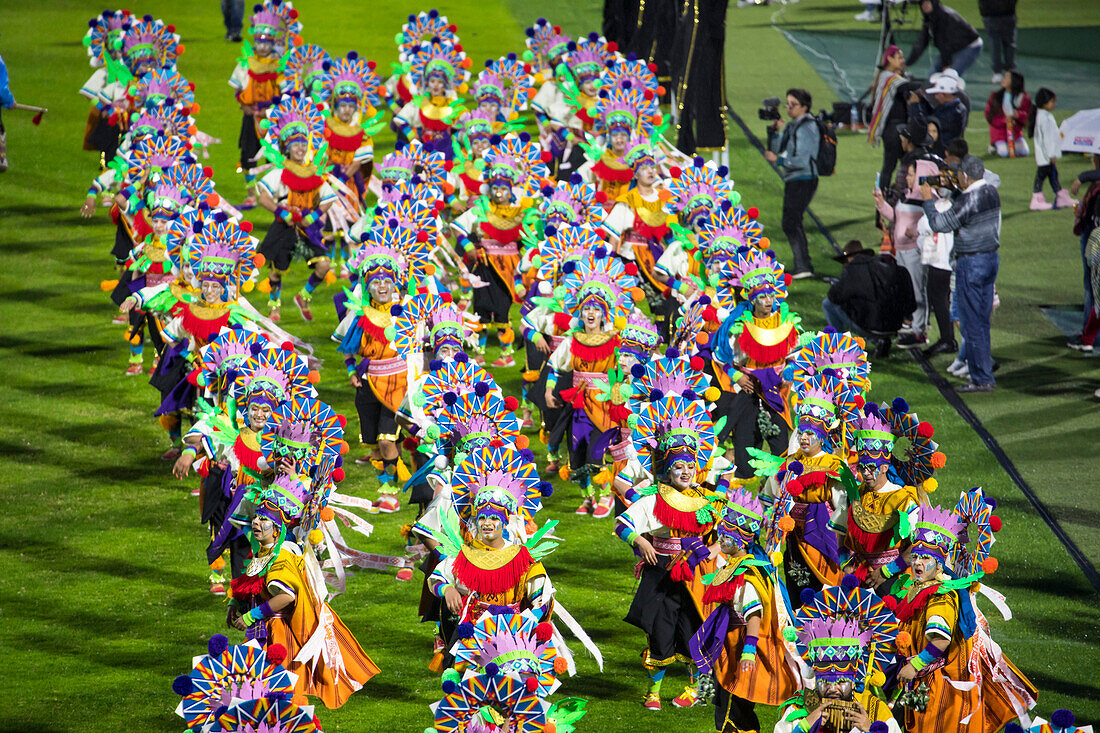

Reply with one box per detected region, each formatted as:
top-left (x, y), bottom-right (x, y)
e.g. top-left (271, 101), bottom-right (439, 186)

top-left (1, 1), bottom-right (1097, 730)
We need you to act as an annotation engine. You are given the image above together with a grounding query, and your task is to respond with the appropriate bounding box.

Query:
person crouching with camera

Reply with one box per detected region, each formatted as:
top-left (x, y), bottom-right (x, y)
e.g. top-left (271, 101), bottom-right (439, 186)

top-left (765, 89), bottom-right (820, 280)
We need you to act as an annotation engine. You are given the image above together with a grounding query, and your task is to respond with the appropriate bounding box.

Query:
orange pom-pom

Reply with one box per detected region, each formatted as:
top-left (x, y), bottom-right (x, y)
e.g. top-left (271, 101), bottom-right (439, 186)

top-left (425, 263), bottom-right (436, 276)
top-left (292, 35), bottom-right (304, 47)
top-left (190, 102), bottom-right (201, 115)
top-left (656, 85), bottom-right (666, 96)
top-left (258, 278), bottom-right (272, 294)
top-left (544, 723), bottom-right (557, 733)
top-left (175, 44), bottom-right (186, 54)
top-left (338, 440), bottom-right (350, 455)
top-left (307, 370), bottom-right (320, 384)
top-left (778, 516), bottom-right (795, 532)
top-left (982, 557), bottom-right (998, 574)
top-left (252, 253), bottom-right (265, 267)
top-left (210, 557), bottom-right (226, 571)
top-left (515, 435), bottom-right (529, 450)
top-left (324, 270), bottom-right (337, 285)
top-left (930, 451), bottom-right (946, 469)
top-left (759, 237), bottom-right (770, 248)
top-left (100, 279), bottom-right (119, 291)
top-left (442, 181), bottom-right (455, 196)
top-left (696, 332), bottom-right (709, 346)
top-left (630, 287), bottom-right (645, 303)
top-left (553, 656), bottom-right (569, 675)
top-left (319, 507), bottom-right (335, 522)
top-left (557, 466), bottom-right (570, 481)
top-left (854, 336), bottom-right (866, 350)
top-left (499, 327), bottom-right (515, 345)
top-left (895, 631), bottom-right (911, 648)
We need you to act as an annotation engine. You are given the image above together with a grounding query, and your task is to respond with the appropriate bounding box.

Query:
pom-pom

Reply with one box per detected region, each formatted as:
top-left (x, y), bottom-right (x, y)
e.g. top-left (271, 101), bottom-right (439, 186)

top-left (553, 656), bottom-right (569, 675)
top-left (535, 621), bottom-right (553, 642)
top-left (985, 497), bottom-right (997, 509)
top-left (267, 642), bottom-right (288, 666)
top-left (747, 206), bottom-right (760, 219)
top-left (319, 507), bottom-right (335, 522)
top-left (650, 389), bottom-right (665, 401)
top-left (172, 675), bottom-right (193, 696)
top-left (669, 166), bottom-right (682, 179)
top-left (704, 386), bottom-right (720, 402)
top-left (474, 381), bottom-right (490, 397)
top-left (455, 351), bottom-right (469, 364)
top-left (895, 630), bottom-right (911, 647)
top-left (1051, 710), bottom-right (1076, 729)
top-left (525, 676), bottom-right (539, 693)
top-left (624, 262), bottom-right (638, 276)
top-left (1005, 725), bottom-right (1026, 733)
top-left (783, 626), bottom-right (798, 642)
top-left (558, 465), bottom-right (570, 481)
top-left (800, 588), bottom-right (816, 605)
top-left (562, 261), bottom-right (576, 274)
top-left (208, 634), bottom-right (229, 656)
top-left (689, 356), bottom-right (704, 371)
top-left (503, 395), bottom-right (519, 411)
top-left (331, 467), bottom-right (345, 483)
top-left (441, 680), bottom-right (458, 694)
top-left (485, 662), bottom-right (499, 677)
top-left (841, 573), bottom-right (859, 590)
top-left (778, 516), bottom-right (795, 532)
top-left (931, 451), bottom-right (946, 469)
top-left (923, 478), bottom-right (938, 493)
top-left (717, 165), bottom-right (729, 177)
top-left (666, 347), bottom-right (680, 359)
top-left (917, 421), bottom-right (934, 438)
top-left (443, 391), bottom-right (457, 406)
top-left (308, 529), bottom-right (324, 545)
top-left (631, 363), bottom-right (645, 379)
top-left (696, 332), bottom-right (710, 347)
top-left (693, 156), bottom-right (704, 168)
top-left (869, 721), bottom-right (889, 733)
top-left (787, 460), bottom-right (804, 476)
top-left (429, 359), bottom-right (443, 371)
top-left (786, 478), bottom-right (803, 496)
top-left (456, 622), bottom-right (475, 639)
top-left (989, 515), bottom-right (1002, 532)
top-left (868, 668), bottom-right (886, 688)
top-left (882, 595), bottom-right (898, 611)
top-left (982, 557), bottom-right (999, 574)
top-left (892, 397), bottom-right (909, 413)
top-left (307, 370), bottom-right (320, 384)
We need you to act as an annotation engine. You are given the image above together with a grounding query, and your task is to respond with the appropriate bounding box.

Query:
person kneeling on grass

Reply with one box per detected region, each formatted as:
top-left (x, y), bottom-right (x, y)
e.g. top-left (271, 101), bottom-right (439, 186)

top-left (821, 240), bottom-right (916, 358)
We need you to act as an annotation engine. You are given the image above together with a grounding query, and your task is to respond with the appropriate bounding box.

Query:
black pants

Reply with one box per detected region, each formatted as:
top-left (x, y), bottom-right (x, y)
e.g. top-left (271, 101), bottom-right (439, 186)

top-left (714, 684), bottom-right (760, 733)
top-left (1034, 163), bottom-right (1061, 194)
top-left (781, 178), bottom-right (818, 274)
top-left (879, 126), bottom-right (904, 190)
top-left (982, 14), bottom-right (1017, 74)
top-left (354, 384), bottom-right (398, 445)
top-left (221, 0), bottom-right (244, 35)
top-left (926, 266), bottom-right (954, 343)
top-left (728, 391), bottom-right (789, 480)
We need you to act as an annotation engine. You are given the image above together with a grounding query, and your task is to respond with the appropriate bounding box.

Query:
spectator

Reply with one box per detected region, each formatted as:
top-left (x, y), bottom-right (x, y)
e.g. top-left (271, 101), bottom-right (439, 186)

top-left (926, 119), bottom-right (946, 157)
top-left (985, 70), bottom-right (1031, 158)
top-left (765, 88), bottom-right (820, 279)
top-left (911, 72), bottom-right (967, 148)
top-left (0, 52), bottom-right (13, 172)
top-left (1068, 155), bottom-right (1100, 352)
top-left (917, 170), bottom-right (958, 356)
top-left (906, 0), bottom-right (984, 78)
top-left (979, 0), bottom-right (1017, 84)
top-left (822, 240), bottom-right (917, 357)
top-left (876, 159), bottom-right (940, 348)
top-left (920, 155), bottom-right (1001, 392)
top-left (946, 137), bottom-right (1001, 188)
top-left (1029, 87), bottom-right (1074, 210)
top-left (867, 44), bottom-right (920, 186)
top-left (221, 0), bottom-right (245, 42)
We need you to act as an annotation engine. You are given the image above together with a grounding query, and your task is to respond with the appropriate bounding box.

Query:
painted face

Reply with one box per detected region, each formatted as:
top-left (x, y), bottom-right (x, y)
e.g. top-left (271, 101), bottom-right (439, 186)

top-left (201, 280), bottom-right (225, 304)
top-left (490, 184), bottom-right (512, 204)
top-left (910, 553), bottom-right (941, 583)
top-left (248, 402), bottom-right (273, 431)
top-left (858, 461), bottom-right (886, 490)
top-left (471, 137), bottom-right (490, 156)
top-left (478, 99), bottom-right (500, 117)
top-left (368, 276), bottom-right (396, 303)
top-left (151, 217), bottom-right (170, 238)
top-left (669, 459), bottom-right (695, 489)
top-left (581, 304), bottom-right (604, 330)
top-left (251, 514), bottom-right (277, 543)
top-left (336, 101), bottom-right (356, 123)
top-left (635, 164), bottom-right (658, 186)
top-left (427, 75), bottom-right (446, 96)
top-left (287, 141), bottom-right (308, 163)
top-left (610, 131), bottom-right (629, 153)
top-left (798, 429), bottom-right (822, 454)
top-left (580, 79), bottom-right (598, 97)
top-left (754, 292), bottom-right (775, 315)
top-left (435, 344), bottom-right (459, 361)
top-left (477, 514), bottom-right (503, 542)
top-left (618, 351), bottom-right (640, 375)
top-left (254, 38), bottom-right (275, 57)
top-left (817, 677), bottom-right (854, 701)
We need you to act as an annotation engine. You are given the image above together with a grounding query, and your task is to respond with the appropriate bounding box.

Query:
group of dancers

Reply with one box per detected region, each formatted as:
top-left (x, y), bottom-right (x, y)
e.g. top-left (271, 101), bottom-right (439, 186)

top-left (74, 3), bottom-right (1069, 733)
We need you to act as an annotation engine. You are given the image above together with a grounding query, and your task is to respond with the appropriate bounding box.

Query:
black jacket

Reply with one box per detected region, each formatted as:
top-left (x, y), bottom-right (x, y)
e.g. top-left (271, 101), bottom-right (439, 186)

top-left (907, 0), bottom-right (981, 68)
top-left (978, 0), bottom-right (1016, 18)
top-left (827, 254), bottom-right (917, 333)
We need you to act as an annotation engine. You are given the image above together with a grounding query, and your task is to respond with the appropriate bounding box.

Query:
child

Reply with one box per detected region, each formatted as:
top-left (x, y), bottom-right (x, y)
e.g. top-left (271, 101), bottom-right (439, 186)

top-left (984, 70), bottom-right (1030, 158)
top-left (1029, 87), bottom-right (1075, 210)
top-left (917, 168), bottom-right (957, 355)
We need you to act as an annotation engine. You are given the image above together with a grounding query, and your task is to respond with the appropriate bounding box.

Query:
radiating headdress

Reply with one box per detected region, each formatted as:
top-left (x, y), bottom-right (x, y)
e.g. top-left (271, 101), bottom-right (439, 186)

top-left (632, 353), bottom-right (715, 402)
top-left (451, 444), bottom-right (546, 525)
top-left (593, 86), bottom-right (661, 137)
top-left (618, 311), bottom-right (662, 361)
top-left (248, 0), bottom-right (302, 44)
top-left (325, 51), bottom-right (383, 112)
top-left (480, 55), bottom-right (535, 116)
top-left (851, 402), bottom-right (894, 468)
top-left (560, 247), bottom-right (640, 326)
top-left (629, 395), bottom-right (718, 475)
top-left (132, 68), bottom-right (195, 110)
top-left (452, 609), bottom-right (562, 699)
top-left (601, 55), bottom-right (663, 100)
top-left (262, 93), bottom-right (326, 155)
top-left (698, 200), bottom-right (767, 257)
top-left (730, 246), bottom-right (787, 303)
top-left (524, 19), bottom-right (570, 67)
top-left (667, 157), bottom-right (737, 225)
top-left (191, 213), bottom-right (258, 292)
top-left (537, 176), bottom-right (604, 228)
top-left (564, 33), bottom-right (617, 83)
top-left (84, 9), bottom-right (133, 69)
top-left (717, 487), bottom-right (766, 548)
top-left (878, 397), bottom-right (946, 491)
top-left (396, 9), bottom-right (456, 61)
top-left (481, 133), bottom-right (550, 197)
top-left (279, 42), bottom-right (331, 100)
top-left (910, 503), bottom-right (965, 565)
top-left (408, 37), bottom-right (470, 91)
top-left (121, 15), bottom-right (183, 71)
top-left (196, 327), bottom-right (271, 391)
top-left (232, 344), bottom-right (313, 408)
top-left (786, 329), bottom-right (871, 395)
top-left (533, 224), bottom-right (601, 283)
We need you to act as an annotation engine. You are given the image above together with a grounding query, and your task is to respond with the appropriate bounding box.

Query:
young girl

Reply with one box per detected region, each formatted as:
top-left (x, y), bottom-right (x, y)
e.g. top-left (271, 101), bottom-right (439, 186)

top-left (1029, 87), bottom-right (1076, 210)
top-left (984, 70), bottom-right (1031, 158)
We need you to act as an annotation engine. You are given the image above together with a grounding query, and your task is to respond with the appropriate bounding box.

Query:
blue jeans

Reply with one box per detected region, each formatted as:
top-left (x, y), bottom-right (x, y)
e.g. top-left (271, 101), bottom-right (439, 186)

top-left (821, 297), bottom-right (869, 338)
top-left (955, 251), bottom-right (999, 385)
top-left (1083, 230), bottom-right (1095, 330)
top-left (933, 39), bottom-right (983, 78)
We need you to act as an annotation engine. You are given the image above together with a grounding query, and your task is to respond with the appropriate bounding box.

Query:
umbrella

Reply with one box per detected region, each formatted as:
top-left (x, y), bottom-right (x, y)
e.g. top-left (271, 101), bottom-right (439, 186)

top-left (1060, 109), bottom-right (1100, 155)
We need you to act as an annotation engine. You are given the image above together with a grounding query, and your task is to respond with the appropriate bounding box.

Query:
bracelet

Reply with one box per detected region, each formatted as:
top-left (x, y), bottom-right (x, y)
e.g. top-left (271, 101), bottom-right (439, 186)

top-left (181, 445), bottom-right (199, 458)
top-left (740, 634), bottom-right (759, 660)
top-left (880, 556), bottom-right (907, 579)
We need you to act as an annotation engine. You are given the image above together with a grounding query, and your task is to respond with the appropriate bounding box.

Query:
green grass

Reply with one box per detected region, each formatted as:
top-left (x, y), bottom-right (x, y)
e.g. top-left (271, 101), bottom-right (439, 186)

top-left (1, 1), bottom-right (1098, 731)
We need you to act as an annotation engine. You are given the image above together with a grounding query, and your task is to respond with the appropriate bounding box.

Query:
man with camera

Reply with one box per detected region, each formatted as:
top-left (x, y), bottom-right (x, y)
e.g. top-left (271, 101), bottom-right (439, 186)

top-left (920, 154), bottom-right (1001, 392)
top-left (764, 89), bottom-right (820, 280)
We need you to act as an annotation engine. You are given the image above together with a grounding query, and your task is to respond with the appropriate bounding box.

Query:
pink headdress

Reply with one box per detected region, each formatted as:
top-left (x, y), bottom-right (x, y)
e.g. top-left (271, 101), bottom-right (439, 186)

top-left (133, 68), bottom-right (195, 110)
top-left (538, 175), bottom-right (604, 227)
top-left (730, 246), bottom-right (787, 303)
top-left (147, 183), bottom-right (187, 218)
top-left (565, 33), bottom-right (617, 82)
top-left (158, 161), bottom-right (217, 207)
top-left (84, 10), bottom-right (133, 69)
top-left (249, 0), bottom-right (302, 42)
top-left (911, 503), bottom-right (965, 563)
top-left (378, 148), bottom-right (415, 182)
top-left (632, 353), bottom-right (714, 401)
top-left (601, 55), bottom-right (663, 99)
top-left (325, 52), bottom-right (382, 111)
top-left (788, 329), bottom-right (871, 394)
top-left (482, 55), bottom-right (535, 115)
top-left (699, 200), bottom-right (766, 255)
top-left (629, 395), bottom-right (718, 476)
top-left (535, 224), bottom-right (601, 283)
top-left (666, 157), bottom-right (736, 224)
top-left (851, 402), bottom-right (894, 467)
top-left (618, 311), bottom-right (662, 360)
top-left (196, 327), bottom-right (271, 387)
top-left (452, 609), bottom-right (560, 697)
top-left (524, 19), bottom-right (570, 65)
top-left (122, 16), bottom-right (183, 70)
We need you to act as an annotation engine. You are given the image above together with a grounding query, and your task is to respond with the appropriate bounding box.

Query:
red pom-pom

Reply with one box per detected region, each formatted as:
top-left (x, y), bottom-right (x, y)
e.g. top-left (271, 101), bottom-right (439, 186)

top-left (594, 191), bottom-right (608, 203)
top-left (165, 24), bottom-right (176, 33)
top-left (416, 230), bottom-right (429, 242)
top-left (989, 515), bottom-right (1002, 532)
top-left (336, 414), bottom-right (347, 428)
top-left (784, 273), bottom-right (793, 286)
top-left (504, 395), bottom-right (519, 411)
top-left (288, 9), bottom-right (299, 18)
top-left (648, 62), bottom-right (658, 73)
top-left (443, 160), bottom-right (455, 171)
top-left (331, 467), bottom-right (345, 483)
top-left (541, 151), bottom-right (552, 163)
top-left (669, 166), bottom-right (682, 179)
top-left (702, 306), bottom-right (717, 322)
top-left (489, 438), bottom-right (505, 448)
top-left (186, 369), bottom-right (201, 385)
top-left (882, 595), bottom-right (898, 611)
top-left (854, 394), bottom-right (865, 408)
top-left (606, 41), bottom-right (618, 53)
top-left (689, 356), bottom-right (704, 371)
top-left (441, 292), bottom-right (453, 303)
top-left (624, 263), bottom-right (638, 276)
top-left (203, 166), bottom-right (214, 178)
top-left (917, 421), bottom-right (934, 438)
top-left (786, 478), bottom-right (804, 496)
top-left (403, 437), bottom-right (418, 451)
top-left (267, 643), bottom-right (288, 665)
top-left (367, 60), bottom-right (376, 71)
top-left (280, 341), bottom-right (294, 352)
top-left (525, 677), bottom-right (539, 693)
top-left (747, 206), bottom-right (759, 219)
top-left (240, 220), bottom-right (253, 233)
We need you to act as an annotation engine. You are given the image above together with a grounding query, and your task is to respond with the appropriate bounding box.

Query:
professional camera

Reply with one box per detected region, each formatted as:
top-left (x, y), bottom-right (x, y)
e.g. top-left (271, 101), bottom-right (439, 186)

top-left (919, 170), bottom-right (962, 192)
top-left (758, 98), bottom-right (782, 121)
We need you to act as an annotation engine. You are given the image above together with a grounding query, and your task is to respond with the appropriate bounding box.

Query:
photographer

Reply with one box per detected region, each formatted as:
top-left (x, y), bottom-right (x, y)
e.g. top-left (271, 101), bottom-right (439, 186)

top-left (920, 154), bottom-right (1000, 392)
top-left (765, 88), bottom-right (819, 279)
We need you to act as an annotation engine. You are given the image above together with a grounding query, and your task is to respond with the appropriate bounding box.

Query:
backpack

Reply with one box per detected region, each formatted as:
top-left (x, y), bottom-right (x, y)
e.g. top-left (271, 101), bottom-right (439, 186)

top-left (790, 115), bottom-right (838, 177)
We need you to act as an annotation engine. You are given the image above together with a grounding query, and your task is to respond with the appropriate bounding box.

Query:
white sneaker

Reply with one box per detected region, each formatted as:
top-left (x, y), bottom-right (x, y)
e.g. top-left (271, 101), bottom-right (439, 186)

top-left (854, 10), bottom-right (877, 20)
top-left (991, 73), bottom-right (1004, 84)
top-left (947, 359), bottom-right (966, 376)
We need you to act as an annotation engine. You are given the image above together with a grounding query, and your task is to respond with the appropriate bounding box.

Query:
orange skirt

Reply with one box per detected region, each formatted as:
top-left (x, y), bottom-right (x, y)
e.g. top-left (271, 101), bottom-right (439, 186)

top-left (268, 614), bottom-right (380, 709)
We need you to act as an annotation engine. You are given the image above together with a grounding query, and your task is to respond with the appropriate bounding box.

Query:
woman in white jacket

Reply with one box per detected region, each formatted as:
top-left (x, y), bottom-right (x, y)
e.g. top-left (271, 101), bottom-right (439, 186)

top-left (918, 188), bottom-right (957, 355)
top-left (1029, 87), bottom-right (1076, 210)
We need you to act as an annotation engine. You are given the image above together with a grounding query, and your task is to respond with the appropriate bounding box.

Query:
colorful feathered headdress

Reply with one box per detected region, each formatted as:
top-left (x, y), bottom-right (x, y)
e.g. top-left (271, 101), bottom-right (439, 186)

top-left (560, 247), bottom-right (641, 326)
top-left (851, 402), bottom-right (894, 467)
top-left (786, 328), bottom-right (871, 395)
top-left (601, 55), bottom-right (663, 100)
top-left (717, 487), bottom-right (766, 547)
top-left (146, 183), bottom-right (187, 218)
top-left (629, 395), bottom-right (718, 475)
top-left (121, 15), bottom-right (183, 70)
top-left (279, 42), bottom-right (331, 100)
top-left (248, 0), bottom-right (302, 42)
top-left (911, 503), bottom-right (964, 564)
top-left (196, 327), bottom-right (271, 389)
top-left (698, 200), bottom-right (766, 256)
top-left (378, 148), bottom-right (415, 182)
top-left (632, 353), bottom-right (715, 402)
top-left (158, 161), bottom-right (217, 207)
top-left (593, 86), bottom-right (661, 137)
top-left (524, 19), bottom-right (570, 67)
top-left (622, 134), bottom-right (659, 170)
top-left (408, 37), bottom-right (470, 91)
top-left (387, 292), bottom-right (464, 356)
top-left (132, 68), bottom-right (195, 110)
top-left (565, 33), bottom-right (617, 83)
top-left (207, 698), bottom-right (318, 733)
top-left (730, 246), bottom-right (787, 303)
top-left (533, 224), bottom-right (601, 284)
top-left (261, 93), bottom-right (326, 155)
top-left (396, 10), bottom-right (457, 60)
top-left (666, 157), bottom-right (737, 224)
top-left (325, 52), bottom-right (382, 111)
top-left (618, 311), bottom-right (662, 361)
top-left (481, 55), bottom-right (535, 116)
top-left (414, 357), bottom-right (496, 420)
top-left (451, 444), bottom-right (547, 525)
top-left (537, 176), bottom-right (604, 228)
top-left (878, 397), bottom-right (945, 491)
top-left (84, 9), bottom-right (133, 69)
top-left (452, 609), bottom-right (562, 698)
top-left (481, 133), bottom-right (550, 196)
top-left (232, 344), bottom-right (314, 408)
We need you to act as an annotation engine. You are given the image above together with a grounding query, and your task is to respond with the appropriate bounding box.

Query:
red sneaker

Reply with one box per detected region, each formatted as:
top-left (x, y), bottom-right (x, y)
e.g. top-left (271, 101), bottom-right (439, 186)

top-left (125, 362), bottom-right (144, 376)
top-left (354, 455), bottom-right (376, 465)
top-left (672, 686), bottom-right (698, 708)
top-left (643, 693), bottom-right (661, 711)
top-left (209, 582), bottom-right (226, 596)
top-left (592, 495), bottom-right (614, 519)
top-left (112, 313), bottom-right (128, 325)
top-left (575, 498), bottom-right (592, 516)
top-left (294, 293), bottom-right (314, 322)
top-left (491, 354), bottom-right (515, 368)
top-left (395, 568), bottom-right (413, 582)
top-left (269, 307), bottom-right (281, 323)
top-left (377, 493), bottom-right (401, 514)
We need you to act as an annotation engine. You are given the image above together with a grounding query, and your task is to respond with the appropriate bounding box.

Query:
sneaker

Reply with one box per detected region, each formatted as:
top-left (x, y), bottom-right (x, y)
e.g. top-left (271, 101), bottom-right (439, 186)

top-left (472, 353), bottom-right (486, 366)
top-left (957, 381), bottom-right (995, 393)
top-left (125, 362), bottom-right (144, 376)
top-left (854, 9), bottom-right (877, 20)
top-left (238, 195), bottom-right (258, 210)
top-left (491, 353), bottom-right (515, 368)
top-left (294, 293), bottom-right (314, 322)
top-left (112, 313), bottom-right (128, 325)
top-left (269, 307), bottom-right (281, 323)
top-left (190, 486), bottom-right (201, 497)
top-left (897, 333), bottom-right (927, 349)
top-left (946, 358), bottom-right (967, 375)
top-left (230, 33), bottom-right (242, 42)
top-left (521, 416), bottom-right (535, 429)
top-left (1067, 337), bottom-right (1094, 353)
top-left (643, 692), bottom-right (662, 711)
top-left (354, 455), bottom-right (376, 465)
top-left (991, 73), bottom-right (1004, 84)
top-left (395, 568), bottom-right (413, 582)
top-left (377, 493), bottom-right (401, 513)
top-left (592, 495), bottom-right (615, 518)
top-left (923, 339), bottom-right (958, 357)
top-left (161, 446), bottom-right (182, 461)
top-left (575, 498), bottom-right (592, 515)
top-left (209, 582), bottom-right (226, 596)
top-left (672, 686), bottom-right (698, 708)
top-left (790, 269), bottom-right (814, 280)
top-left (546, 458), bottom-right (560, 473)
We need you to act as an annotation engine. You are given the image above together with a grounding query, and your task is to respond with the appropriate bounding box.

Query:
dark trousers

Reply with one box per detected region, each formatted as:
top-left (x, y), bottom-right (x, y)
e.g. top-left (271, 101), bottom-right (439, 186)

top-left (728, 391), bottom-right (789, 479)
top-left (879, 126), bottom-right (904, 189)
top-left (714, 684), bottom-right (760, 733)
top-left (781, 178), bottom-right (818, 274)
top-left (221, 0), bottom-right (245, 36)
top-left (982, 14), bottom-right (1017, 74)
top-left (1034, 163), bottom-right (1062, 194)
top-left (926, 266), bottom-right (954, 343)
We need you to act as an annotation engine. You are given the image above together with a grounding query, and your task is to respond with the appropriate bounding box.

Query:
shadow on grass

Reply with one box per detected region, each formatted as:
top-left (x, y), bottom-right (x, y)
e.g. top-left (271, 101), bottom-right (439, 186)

top-left (1024, 669), bottom-right (1100, 703)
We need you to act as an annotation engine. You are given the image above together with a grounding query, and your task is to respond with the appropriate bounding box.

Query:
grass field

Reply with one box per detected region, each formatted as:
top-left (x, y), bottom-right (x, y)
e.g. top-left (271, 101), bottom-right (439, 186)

top-left (1, 1), bottom-right (1098, 731)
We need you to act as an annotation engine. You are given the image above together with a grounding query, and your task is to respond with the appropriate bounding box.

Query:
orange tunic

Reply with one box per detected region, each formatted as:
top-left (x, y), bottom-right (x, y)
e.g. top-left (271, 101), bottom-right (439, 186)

top-left (356, 303), bottom-right (408, 414)
top-left (263, 546), bottom-right (379, 709)
top-left (559, 331), bottom-right (619, 432)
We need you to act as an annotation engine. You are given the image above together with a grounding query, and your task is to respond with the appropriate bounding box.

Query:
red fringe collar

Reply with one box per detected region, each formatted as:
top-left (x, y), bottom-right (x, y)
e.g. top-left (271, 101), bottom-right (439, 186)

top-left (736, 324), bottom-right (798, 366)
top-left (281, 167), bottom-right (323, 193)
top-left (231, 574), bottom-right (264, 597)
top-left (170, 302), bottom-right (230, 343)
top-left (553, 312), bottom-right (573, 332)
top-left (358, 314), bottom-right (391, 344)
top-left (592, 158), bottom-right (634, 183)
top-left (571, 334), bottom-right (619, 363)
top-left (460, 172), bottom-right (482, 196)
top-left (654, 492), bottom-right (712, 534)
top-left (703, 573), bottom-right (746, 604)
top-left (233, 435), bottom-right (264, 472)
top-left (890, 583), bottom-right (941, 622)
top-left (631, 215), bottom-right (669, 241)
top-left (324, 126), bottom-right (364, 151)
top-left (418, 108), bottom-right (452, 132)
top-left (453, 546), bottom-right (533, 596)
top-left (480, 221), bottom-right (522, 244)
